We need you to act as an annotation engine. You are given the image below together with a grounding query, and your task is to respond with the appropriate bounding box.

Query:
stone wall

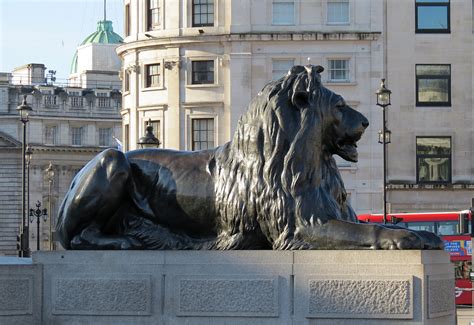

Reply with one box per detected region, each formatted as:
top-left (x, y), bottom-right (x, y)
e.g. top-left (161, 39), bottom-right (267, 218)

top-left (0, 250), bottom-right (455, 324)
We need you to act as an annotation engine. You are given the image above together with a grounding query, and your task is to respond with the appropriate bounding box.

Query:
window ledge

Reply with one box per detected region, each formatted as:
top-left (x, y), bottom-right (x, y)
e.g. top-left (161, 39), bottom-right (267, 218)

top-left (123, 91), bottom-right (130, 96)
top-left (326, 22), bottom-right (350, 26)
top-left (387, 183), bottom-right (474, 190)
top-left (325, 81), bottom-right (357, 86)
top-left (415, 105), bottom-right (451, 109)
top-left (186, 84), bottom-right (219, 89)
top-left (142, 86), bottom-right (165, 92)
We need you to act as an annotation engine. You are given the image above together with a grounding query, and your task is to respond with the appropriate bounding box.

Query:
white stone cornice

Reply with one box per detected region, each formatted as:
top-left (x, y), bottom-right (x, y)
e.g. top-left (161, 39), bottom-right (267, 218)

top-left (28, 145), bottom-right (107, 153)
top-left (116, 32), bottom-right (381, 56)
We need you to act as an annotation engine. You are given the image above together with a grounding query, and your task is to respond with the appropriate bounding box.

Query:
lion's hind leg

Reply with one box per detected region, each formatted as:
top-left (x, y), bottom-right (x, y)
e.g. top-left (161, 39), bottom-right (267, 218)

top-left (57, 148), bottom-right (133, 249)
top-left (70, 222), bottom-right (143, 250)
top-left (122, 215), bottom-right (216, 250)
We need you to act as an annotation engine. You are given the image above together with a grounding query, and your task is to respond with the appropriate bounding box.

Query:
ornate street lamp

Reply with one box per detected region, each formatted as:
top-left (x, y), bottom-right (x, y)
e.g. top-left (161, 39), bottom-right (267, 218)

top-left (378, 129), bottom-right (392, 145)
top-left (138, 119), bottom-right (161, 148)
top-left (16, 95), bottom-right (33, 257)
top-left (376, 79), bottom-right (392, 224)
top-left (29, 201), bottom-right (47, 251)
top-left (25, 145), bottom-right (33, 243)
top-left (45, 162), bottom-right (55, 250)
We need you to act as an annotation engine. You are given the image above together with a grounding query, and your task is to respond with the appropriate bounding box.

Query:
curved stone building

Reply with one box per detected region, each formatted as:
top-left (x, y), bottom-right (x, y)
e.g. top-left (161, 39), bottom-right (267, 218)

top-left (117, 0), bottom-right (385, 215)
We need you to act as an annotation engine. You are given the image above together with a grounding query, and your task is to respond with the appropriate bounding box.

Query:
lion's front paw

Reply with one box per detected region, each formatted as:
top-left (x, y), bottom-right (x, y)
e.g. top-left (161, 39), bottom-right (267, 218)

top-left (372, 228), bottom-right (423, 250)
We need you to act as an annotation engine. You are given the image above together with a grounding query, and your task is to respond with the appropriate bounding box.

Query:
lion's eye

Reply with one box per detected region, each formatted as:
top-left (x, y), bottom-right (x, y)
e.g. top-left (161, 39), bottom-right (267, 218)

top-left (336, 102), bottom-right (345, 109)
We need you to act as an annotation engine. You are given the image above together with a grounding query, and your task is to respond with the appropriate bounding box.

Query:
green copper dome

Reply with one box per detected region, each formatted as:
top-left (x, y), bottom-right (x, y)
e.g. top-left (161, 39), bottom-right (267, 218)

top-left (71, 20), bottom-right (123, 74)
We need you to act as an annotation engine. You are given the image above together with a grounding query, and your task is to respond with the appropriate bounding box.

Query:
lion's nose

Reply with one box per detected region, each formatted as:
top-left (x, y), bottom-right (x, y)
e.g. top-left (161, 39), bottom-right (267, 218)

top-left (362, 119), bottom-right (369, 128)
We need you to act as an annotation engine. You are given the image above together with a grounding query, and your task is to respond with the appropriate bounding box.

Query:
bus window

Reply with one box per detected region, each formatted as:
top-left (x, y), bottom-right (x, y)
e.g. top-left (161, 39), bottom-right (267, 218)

top-left (437, 221), bottom-right (458, 236)
top-left (406, 222), bottom-right (435, 233)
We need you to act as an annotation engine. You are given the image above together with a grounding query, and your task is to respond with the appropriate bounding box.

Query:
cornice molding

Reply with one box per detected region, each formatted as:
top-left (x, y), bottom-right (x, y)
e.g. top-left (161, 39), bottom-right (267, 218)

top-left (117, 31), bottom-right (381, 55)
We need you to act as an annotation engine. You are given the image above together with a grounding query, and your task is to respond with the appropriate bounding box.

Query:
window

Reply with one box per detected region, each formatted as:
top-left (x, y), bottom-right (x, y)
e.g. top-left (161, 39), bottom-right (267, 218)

top-left (70, 92), bottom-right (83, 107)
top-left (145, 64), bottom-right (161, 88)
top-left (328, 59), bottom-right (350, 82)
top-left (191, 60), bottom-right (214, 84)
top-left (145, 120), bottom-right (161, 146)
top-left (99, 128), bottom-right (112, 147)
top-left (416, 137), bottom-right (451, 183)
top-left (437, 221), bottom-right (458, 235)
top-left (406, 221), bottom-right (436, 233)
top-left (272, 59), bottom-right (294, 80)
top-left (147, 0), bottom-right (160, 30)
top-left (416, 64), bottom-right (450, 106)
top-left (96, 92), bottom-right (111, 108)
top-left (44, 126), bottom-right (57, 145)
top-left (192, 0), bottom-right (214, 27)
top-left (415, 0), bottom-right (450, 33)
top-left (124, 70), bottom-right (130, 92)
top-left (44, 95), bottom-right (57, 106)
top-left (192, 118), bottom-right (214, 150)
top-left (72, 127), bottom-right (84, 146)
top-left (327, 0), bottom-right (349, 24)
top-left (272, 1), bottom-right (294, 25)
top-left (125, 4), bottom-right (130, 36)
top-left (97, 97), bottom-right (111, 108)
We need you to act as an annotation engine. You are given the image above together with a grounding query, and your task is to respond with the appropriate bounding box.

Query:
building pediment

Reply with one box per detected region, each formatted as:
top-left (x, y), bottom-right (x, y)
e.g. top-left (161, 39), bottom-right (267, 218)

top-left (0, 131), bottom-right (21, 148)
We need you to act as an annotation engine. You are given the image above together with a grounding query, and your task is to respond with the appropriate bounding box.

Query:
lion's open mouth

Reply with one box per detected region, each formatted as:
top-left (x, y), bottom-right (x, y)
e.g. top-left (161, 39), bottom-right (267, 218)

top-left (335, 134), bottom-right (361, 162)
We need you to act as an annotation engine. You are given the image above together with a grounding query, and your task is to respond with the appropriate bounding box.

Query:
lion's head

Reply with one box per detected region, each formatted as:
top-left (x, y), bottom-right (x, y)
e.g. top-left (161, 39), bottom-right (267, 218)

top-left (215, 65), bottom-right (369, 249)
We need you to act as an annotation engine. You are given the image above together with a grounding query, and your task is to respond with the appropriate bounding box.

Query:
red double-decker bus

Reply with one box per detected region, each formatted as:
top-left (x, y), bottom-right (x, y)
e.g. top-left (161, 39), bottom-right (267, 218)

top-left (358, 210), bottom-right (472, 306)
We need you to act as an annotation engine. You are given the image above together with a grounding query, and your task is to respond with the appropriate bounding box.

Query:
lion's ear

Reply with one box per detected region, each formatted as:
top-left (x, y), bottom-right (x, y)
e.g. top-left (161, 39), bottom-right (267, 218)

top-left (292, 91), bottom-right (309, 109)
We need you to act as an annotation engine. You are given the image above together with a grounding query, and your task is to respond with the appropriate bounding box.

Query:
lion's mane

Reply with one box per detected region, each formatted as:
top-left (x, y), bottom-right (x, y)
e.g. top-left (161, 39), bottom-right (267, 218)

top-left (214, 65), bottom-right (357, 249)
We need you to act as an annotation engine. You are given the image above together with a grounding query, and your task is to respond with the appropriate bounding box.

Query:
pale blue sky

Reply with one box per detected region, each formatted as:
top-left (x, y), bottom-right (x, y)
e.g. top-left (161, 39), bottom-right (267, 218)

top-left (0, 0), bottom-right (124, 82)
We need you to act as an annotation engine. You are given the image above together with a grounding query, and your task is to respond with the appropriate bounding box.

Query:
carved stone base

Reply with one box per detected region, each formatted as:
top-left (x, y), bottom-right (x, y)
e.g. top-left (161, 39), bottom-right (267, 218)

top-left (0, 250), bottom-right (455, 324)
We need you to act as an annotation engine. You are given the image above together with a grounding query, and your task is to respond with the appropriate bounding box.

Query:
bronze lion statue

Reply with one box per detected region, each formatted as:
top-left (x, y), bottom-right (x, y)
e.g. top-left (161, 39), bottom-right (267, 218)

top-left (57, 65), bottom-right (443, 250)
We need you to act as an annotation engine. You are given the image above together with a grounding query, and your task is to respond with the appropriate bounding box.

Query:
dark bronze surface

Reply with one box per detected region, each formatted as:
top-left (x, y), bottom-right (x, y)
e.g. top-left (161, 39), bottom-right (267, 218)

top-left (56, 65), bottom-right (443, 250)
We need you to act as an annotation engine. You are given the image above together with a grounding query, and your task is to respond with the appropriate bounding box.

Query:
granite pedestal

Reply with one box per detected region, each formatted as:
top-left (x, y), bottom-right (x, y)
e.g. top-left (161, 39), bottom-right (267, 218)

top-left (0, 250), bottom-right (455, 324)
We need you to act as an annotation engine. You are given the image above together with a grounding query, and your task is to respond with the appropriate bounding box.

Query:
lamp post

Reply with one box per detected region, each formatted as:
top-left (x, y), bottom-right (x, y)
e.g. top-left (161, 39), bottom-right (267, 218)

top-left (45, 162), bottom-right (55, 250)
top-left (137, 119), bottom-right (161, 148)
top-left (29, 201), bottom-right (47, 251)
top-left (16, 95), bottom-right (33, 257)
top-left (25, 146), bottom-right (32, 234)
top-left (376, 79), bottom-right (392, 225)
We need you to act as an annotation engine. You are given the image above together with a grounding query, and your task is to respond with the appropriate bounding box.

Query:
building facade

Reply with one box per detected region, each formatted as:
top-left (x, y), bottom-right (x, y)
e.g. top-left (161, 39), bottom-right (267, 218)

top-left (117, 0), bottom-right (386, 214)
top-left (385, 0), bottom-right (474, 212)
top-left (0, 18), bottom-right (123, 256)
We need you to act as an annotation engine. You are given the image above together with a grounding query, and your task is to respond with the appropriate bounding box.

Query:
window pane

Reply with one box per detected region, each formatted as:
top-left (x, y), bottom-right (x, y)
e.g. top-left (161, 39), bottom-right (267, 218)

top-left (416, 65), bottom-right (450, 75)
top-left (417, 6), bottom-right (448, 30)
top-left (328, 59), bottom-right (349, 81)
top-left (192, 0), bottom-right (214, 27)
top-left (192, 118), bottom-right (214, 150)
top-left (407, 222), bottom-right (436, 233)
top-left (418, 79), bottom-right (449, 102)
top-left (416, 137), bottom-right (451, 155)
top-left (272, 59), bottom-right (294, 80)
top-left (418, 157), bottom-right (450, 182)
top-left (192, 61), bottom-right (214, 84)
top-left (416, 64), bottom-right (450, 105)
top-left (437, 221), bottom-right (458, 236)
top-left (328, 1), bottom-right (349, 24)
top-left (273, 2), bottom-right (295, 25)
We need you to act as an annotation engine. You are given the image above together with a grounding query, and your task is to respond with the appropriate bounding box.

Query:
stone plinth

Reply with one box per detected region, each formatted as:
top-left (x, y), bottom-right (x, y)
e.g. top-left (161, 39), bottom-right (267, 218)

top-left (0, 250), bottom-right (455, 324)
top-left (0, 258), bottom-right (42, 325)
